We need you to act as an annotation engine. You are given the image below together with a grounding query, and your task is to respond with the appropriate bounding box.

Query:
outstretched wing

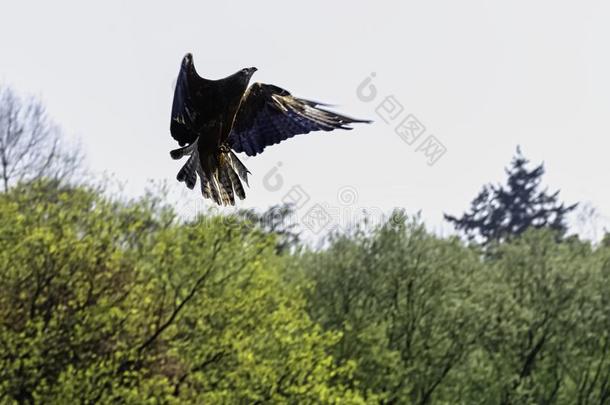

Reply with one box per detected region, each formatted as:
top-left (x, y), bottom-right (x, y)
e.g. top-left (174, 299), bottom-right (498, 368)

top-left (170, 54), bottom-right (221, 147)
top-left (227, 83), bottom-right (370, 156)
top-left (170, 57), bottom-right (198, 146)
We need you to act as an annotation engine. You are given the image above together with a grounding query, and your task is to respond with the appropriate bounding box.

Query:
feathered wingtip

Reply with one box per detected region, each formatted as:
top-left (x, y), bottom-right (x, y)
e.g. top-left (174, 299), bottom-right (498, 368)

top-left (297, 98), bottom-right (373, 126)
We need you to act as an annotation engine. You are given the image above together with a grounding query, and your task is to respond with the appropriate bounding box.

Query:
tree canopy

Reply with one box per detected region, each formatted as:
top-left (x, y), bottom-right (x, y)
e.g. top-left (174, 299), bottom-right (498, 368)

top-left (0, 89), bottom-right (607, 404)
top-left (445, 147), bottom-right (577, 245)
top-left (1, 180), bottom-right (609, 404)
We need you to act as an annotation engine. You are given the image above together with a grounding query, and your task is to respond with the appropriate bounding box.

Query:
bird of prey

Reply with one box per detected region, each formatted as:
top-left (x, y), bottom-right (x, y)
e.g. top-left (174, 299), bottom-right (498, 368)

top-left (169, 53), bottom-right (370, 206)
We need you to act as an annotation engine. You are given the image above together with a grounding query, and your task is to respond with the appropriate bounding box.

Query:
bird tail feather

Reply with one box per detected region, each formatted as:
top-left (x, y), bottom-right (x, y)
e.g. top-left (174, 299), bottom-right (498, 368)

top-left (227, 151), bottom-right (250, 186)
top-left (176, 148), bottom-right (248, 206)
top-left (176, 154), bottom-right (198, 189)
top-left (175, 139), bottom-right (249, 206)
top-left (170, 142), bottom-right (197, 160)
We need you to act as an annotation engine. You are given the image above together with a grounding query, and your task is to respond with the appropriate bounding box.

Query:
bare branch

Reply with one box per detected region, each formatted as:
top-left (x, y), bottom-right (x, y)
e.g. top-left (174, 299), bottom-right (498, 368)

top-left (0, 85), bottom-right (84, 192)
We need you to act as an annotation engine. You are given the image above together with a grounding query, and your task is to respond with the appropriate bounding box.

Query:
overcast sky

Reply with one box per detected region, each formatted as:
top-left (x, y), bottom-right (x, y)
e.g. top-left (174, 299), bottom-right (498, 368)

top-left (1, 0), bottom-right (609, 239)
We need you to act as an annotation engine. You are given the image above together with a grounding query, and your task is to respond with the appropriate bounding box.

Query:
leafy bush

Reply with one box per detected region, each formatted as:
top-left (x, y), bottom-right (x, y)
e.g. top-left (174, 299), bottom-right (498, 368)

top-left (1, 181), bottom-right (608, 404)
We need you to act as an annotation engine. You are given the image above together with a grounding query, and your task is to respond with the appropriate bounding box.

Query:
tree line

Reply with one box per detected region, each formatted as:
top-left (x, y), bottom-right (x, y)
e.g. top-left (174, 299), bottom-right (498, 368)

top-left (0, 85), bottom-right (608, 404)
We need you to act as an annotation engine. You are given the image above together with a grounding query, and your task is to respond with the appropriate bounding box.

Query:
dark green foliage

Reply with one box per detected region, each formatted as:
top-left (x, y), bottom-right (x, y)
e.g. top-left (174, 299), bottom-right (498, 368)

top-left (300, 214), bottom-right (610, 404)
top-left (301, 215), bottom-right (484, 403)
top-left (445, 147), bottom-right (577, 245)
top-left (1, 181), bottom-right (607, 404)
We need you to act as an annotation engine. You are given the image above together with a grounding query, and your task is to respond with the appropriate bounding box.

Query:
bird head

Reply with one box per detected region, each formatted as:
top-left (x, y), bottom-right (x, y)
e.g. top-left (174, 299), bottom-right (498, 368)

top-left (242, 67), bottom-right (257, 75)
top-left (183, 53), bottom-right (193, 66)
top-left (238, 67), bottom-right (258, 82)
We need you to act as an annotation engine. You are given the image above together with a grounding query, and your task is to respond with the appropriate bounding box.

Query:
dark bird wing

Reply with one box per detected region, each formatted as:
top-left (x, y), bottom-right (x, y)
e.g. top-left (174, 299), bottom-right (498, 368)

top-left (170, 56), bottom-right (218, 147)
top-left (227, 83), bottom-right (371, 156)
top-left (170, 61), bottom-right (197, 146)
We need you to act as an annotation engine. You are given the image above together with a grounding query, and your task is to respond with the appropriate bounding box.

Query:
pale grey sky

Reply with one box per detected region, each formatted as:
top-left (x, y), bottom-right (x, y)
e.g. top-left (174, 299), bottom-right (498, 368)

top-left (1, 0), bottom-right (609, 238)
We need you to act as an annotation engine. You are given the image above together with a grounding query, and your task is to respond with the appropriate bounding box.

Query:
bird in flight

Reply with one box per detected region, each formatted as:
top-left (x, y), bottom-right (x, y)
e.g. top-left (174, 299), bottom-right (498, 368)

top-left (169, 53), bottom-right (371, 206)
